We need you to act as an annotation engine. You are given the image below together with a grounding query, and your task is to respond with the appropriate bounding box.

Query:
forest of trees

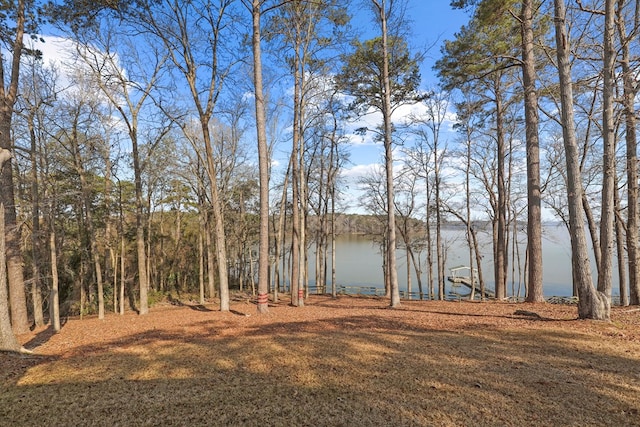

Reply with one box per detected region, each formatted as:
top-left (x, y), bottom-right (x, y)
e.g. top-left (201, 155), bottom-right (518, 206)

top-left (1, 0), bottom-right (639, 351)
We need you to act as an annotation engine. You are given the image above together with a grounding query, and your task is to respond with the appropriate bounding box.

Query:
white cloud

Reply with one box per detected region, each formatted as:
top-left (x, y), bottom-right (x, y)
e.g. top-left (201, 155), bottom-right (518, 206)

top-left (341, 162), bottom-right (383, 180)
top-left (23, 35), bottom-right (124, 104)
top-left (25, 35), bottom-right (76, 69)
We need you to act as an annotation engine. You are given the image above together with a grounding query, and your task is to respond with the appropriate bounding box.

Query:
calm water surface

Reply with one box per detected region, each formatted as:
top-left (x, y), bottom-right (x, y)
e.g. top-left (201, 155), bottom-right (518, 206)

top-left (307, 224), bottom-right (619, 298)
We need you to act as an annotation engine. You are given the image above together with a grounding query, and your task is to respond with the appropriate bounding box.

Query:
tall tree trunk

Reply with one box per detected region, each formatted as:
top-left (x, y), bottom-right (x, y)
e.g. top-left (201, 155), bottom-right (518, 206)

top-left (1, 205), bottom-right (22, 351)
top-left (46, 157), bottom-right (60, 329)
top-left (71, 123), bottom-right (105, 320)
top-left (436, 209), bottom-right (444, 300)
top-left (466, 128), bottom-right (475, 301)
top-left (111, 246), bottom-right (117, 313)
top-left (200, 125), bottom-right (229, 313)
top-left (49, 227), bottom-right (61, 333)
top-left (206, 211), bottom-right (216, 299)
top-left (553, 0), bottom-right (609, 320)
top-left (29, 115), bottom-right (44, 326)
top-left (405, 224), bottom-right (411, 299)
top-left (1, 117), bottom-right (28, 334)
top-left (597, 0), bottom-right (617, 301)
top-left (0, 150), bottom-right (22, 351)
top-left (104, 157), bottom-right (116, 314)
top-left (617, 0), bottom-right (640, 305)
top-left (132, 133), bottom-right (148, 315)
top-left (494, 88), bottom-right (507, 300)
top-left (251, 0), bottom-right (270, 314)
top-left (425, 179), bottom-right (434, 300)
top-left (298, 150), bottom-right (307, 306)
top-left (0, 0), bottom-right (29, 335)
top-left (198, 218), bottom-right (205, 304)
top-left (274, 159), bottom-right (291, 302)
top-left (290, 74), bottom-right (302, 307)
top-left (331, 182), bottom-right (337, 298)
top-left (434, 143), bottom-right (444, 300)
top-left (521, 0), bottom-right (544, 303)
top-left (119, 233), bottom-right (125, 315)
top-left (614, 181), bottom-right (628, 306)
top-left (374, 0), bottom-right (400, 307)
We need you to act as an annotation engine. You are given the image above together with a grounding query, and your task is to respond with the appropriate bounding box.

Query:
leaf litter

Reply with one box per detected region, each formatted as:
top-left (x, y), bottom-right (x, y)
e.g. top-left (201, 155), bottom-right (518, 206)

top-left (1, 294), bottom-right (639, 426)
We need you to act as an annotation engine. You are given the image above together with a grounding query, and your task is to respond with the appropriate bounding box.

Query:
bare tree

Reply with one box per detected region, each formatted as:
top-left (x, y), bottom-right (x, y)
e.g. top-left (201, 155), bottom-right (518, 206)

top-left (15, 57), bottom-right (58, 327)
top-left (358, 164), bottom-right (392, 294)
top-left (129, 0), bottom-right (240, 311)
top-left (450, 93), bottom-right (487, 300)
top-left (74, 25), bottom-right (170, 315)
top-left (48, 85), bottom-right (108, 319)
top-left (306, 87), bottom-right (348, 296)
top-left (393, 168), bottom-right (424, 299)
top-left (409, 91), bottom-right (449, 300)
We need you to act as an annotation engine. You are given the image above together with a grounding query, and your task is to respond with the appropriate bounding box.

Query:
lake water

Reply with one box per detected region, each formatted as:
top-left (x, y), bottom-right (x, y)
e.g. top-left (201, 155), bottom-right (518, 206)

top-left (306, 224), bottom-right (620, 298)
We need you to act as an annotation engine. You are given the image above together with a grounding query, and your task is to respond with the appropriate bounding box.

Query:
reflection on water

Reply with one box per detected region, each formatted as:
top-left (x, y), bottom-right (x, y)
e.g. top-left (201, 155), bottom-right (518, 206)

top-left (307, 224), bottom-right (620, 298)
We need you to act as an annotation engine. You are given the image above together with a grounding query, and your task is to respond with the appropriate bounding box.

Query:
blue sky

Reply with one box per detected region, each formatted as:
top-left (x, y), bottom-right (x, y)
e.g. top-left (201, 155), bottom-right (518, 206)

top-left (407, 1), bottom-right (471, 85)
top-left (30, 1), bottom-right (472, 214)
top-left (337, 2), bottom-right (471, 212)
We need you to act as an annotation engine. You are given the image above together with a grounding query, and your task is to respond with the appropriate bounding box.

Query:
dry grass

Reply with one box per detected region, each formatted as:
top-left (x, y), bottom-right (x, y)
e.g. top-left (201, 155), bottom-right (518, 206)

top-left (1, 295), bottom-right (640, 427)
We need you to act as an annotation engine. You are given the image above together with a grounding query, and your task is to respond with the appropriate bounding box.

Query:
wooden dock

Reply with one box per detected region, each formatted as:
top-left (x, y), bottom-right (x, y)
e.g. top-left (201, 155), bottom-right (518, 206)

top-left (447, 265), bottom-right (495, 299)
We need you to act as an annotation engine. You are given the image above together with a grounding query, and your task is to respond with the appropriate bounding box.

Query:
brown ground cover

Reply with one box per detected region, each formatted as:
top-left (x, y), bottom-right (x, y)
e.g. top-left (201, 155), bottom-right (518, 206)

top-left (1, 294), bottom-right (640, 427)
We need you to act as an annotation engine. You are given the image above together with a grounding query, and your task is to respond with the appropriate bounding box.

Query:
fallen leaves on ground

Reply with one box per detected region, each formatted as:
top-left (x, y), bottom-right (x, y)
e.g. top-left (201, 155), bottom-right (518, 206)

top-left (1, 295), bottom-right (639, 427)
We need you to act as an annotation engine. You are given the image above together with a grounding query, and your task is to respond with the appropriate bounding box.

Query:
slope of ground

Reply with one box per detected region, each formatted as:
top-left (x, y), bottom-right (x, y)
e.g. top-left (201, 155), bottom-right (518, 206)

top-left (1, 295), bottom-right (639, 426)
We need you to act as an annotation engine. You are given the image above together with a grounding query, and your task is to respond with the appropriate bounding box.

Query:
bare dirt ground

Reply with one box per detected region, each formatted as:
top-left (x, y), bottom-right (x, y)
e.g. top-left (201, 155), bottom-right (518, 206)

top-left (1, 294), bottom-right (640, 427)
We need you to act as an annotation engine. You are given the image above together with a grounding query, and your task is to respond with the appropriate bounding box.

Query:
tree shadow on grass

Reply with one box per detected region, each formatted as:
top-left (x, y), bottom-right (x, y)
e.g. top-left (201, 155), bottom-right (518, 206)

top-left (167, 294), bottom-right (214, 312)
top-left (312, 296), bottom-right (579, 323)
top-left (3, 301), bottom-right (639, 426)
top-left (21, 311), bottom-right (72, 351)
top-left (22, 327), bottom-right (60, 351)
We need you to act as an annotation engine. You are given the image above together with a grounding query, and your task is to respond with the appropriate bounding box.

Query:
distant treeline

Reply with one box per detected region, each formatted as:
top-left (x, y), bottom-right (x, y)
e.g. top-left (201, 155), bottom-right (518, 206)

top-left (306, 213), bottom-right (495, 236)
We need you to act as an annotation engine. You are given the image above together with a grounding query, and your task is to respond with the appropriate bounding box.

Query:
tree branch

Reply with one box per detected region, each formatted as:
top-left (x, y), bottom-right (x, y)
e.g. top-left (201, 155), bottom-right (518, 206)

top-left (576, 0), bottom-right (605, 15)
